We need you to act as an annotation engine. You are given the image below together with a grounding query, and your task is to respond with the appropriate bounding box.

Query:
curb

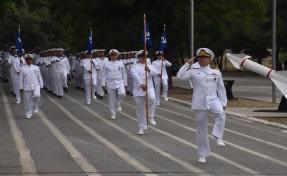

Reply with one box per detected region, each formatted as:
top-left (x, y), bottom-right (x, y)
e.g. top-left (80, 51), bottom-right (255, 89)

top-left (168, 97), bottom-right (287, 130)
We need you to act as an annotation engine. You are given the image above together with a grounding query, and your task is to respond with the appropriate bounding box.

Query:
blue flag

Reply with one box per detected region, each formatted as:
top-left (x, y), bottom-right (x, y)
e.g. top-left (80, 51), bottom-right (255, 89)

top-left (16, 27), bottom-right (23, 56)
top-left (140, 23), bottom-right (152, 49)
top-left (86, 30), bottom-right (93, 54)
top-left (159, 27), bottom-right (167, 51)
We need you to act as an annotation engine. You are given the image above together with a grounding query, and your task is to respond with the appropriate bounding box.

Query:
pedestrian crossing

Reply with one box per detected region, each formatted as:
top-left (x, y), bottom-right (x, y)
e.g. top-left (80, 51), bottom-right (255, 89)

top-left (1, 82), bottom-right (287, 175)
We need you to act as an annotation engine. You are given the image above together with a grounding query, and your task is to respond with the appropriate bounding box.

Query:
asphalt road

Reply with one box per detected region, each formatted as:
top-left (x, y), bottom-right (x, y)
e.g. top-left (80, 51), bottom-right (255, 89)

top-left (1, 80), bottom-right (287, 176)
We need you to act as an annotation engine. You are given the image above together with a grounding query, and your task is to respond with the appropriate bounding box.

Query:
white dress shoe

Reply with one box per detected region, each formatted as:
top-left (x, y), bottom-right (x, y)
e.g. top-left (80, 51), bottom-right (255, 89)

top-left (34, 108), bottom-right (38, 113)
top-left (93, 95), bottom-right (97, 99)
top-left (216, 138), bottom-right (226, 147)
top-left (117, 106), bottom-right (122, 111)
top-left (164, 97), bottom-right (168, 101)
top-left (86, 100), bottom-right (91, 105)
top-left (111, 115), bottom-right (115, 120)
top-left (156, 102), bottom-right (160, 106)
top-left (150, 119), bottom-right (156, 126)
top-left (26, 115), bottom-right (31, 119)
top-left (138, 128), bottom-right (144, 135)
top-left (16, 99), bottom-right (21, 104)
top-left (198, 156), bottom-right (206, 164)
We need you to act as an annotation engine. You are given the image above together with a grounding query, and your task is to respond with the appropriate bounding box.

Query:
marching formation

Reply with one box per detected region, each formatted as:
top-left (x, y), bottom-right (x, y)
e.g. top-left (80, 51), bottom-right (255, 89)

top-left (1, 46), bottom-right (228, 164)
top-left (0, 47), bottom-right (172, 131)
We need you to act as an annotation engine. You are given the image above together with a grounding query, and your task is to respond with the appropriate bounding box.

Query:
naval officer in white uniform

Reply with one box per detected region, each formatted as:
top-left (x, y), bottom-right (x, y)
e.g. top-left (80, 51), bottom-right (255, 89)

top-left (19, 54), bottom-right (43, 119)
top-left (130, 50), bottom-right (158, 135)
top-left (152, 51), bottom-right (172, 105)
top-left (177, 48), bottom-right (227, 164)
top-left (102, 49), bottom-right (127, 120)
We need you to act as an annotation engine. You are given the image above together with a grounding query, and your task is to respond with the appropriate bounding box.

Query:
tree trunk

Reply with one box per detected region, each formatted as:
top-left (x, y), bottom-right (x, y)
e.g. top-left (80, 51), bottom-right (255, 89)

top-left (276, 47), bottom-right (282, 71)
top-left (257, 57), bottom-right (262, 65)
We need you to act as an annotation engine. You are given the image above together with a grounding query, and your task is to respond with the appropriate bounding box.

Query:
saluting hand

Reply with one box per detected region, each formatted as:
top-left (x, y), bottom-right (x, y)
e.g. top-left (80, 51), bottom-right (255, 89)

top-left (187, 57), bottom-right (196, 65)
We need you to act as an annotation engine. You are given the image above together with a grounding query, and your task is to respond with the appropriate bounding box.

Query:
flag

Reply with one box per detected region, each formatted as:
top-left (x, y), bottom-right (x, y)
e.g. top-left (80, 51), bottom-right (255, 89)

top-left (16, 26), bottom-right (23, 56)
top-left (86, 29), bottom-right (93, 53)
top-left (159, 26), bottom-right (167, 51)
top-left (140, 23), bottom-right (152, 49)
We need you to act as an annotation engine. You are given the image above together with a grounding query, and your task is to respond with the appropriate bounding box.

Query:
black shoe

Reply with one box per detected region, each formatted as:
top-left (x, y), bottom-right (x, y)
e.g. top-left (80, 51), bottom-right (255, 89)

top-left (64, 87), bottom-right (68, 93)
top-left (58, 96), bottom-right (62, 99)
top-left (99, 96), bottom-right (103, 99)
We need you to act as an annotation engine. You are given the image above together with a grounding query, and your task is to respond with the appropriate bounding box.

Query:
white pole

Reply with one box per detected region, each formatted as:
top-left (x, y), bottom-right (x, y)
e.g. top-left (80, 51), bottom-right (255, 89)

top-left (190, 0), bottom-right (194, 58)
top-left (272, 0), bottom-right (276, 103)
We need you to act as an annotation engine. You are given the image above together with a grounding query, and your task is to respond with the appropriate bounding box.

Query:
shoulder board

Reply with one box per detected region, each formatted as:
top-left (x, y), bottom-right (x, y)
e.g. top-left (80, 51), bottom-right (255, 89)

top-left (210, 67), bottom-right (219, 70)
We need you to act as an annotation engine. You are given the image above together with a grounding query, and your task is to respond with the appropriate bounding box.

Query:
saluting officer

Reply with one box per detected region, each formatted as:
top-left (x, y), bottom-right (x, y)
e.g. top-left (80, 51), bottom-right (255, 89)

top-left (19, 54), bottom-right (43, 119)
top-left (177, 48), bottom-right (227, 164)
top-left (130, 50), bottom-right (158, 135)
top-left (102, 49), bottom-right (127, 120)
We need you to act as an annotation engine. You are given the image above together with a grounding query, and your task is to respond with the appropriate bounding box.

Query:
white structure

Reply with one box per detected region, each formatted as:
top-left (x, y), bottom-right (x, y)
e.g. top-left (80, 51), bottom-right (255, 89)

top-left (226, 53), bottom-right (287, 99)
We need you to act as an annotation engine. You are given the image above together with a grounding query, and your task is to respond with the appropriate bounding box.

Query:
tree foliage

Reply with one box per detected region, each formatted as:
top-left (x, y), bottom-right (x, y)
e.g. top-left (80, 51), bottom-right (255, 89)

top-left (0, 0), bottom-right (286, 66)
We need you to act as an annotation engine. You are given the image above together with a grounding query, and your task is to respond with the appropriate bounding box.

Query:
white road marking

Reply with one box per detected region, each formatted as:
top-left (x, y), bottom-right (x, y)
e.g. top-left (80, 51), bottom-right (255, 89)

top-left (121, 101), bottom-right (260, 175)
top-left (64, 93), bottom-right (207, 175)
top-left (0, 86), bottom-right (38, 176)
top-left (37, 110), bottom-right (100, 176)
top-left (44, 93), bottom-right (155, 176)
top-left (156, 103), bottom-right (287, 151)
top-left (138, 102), bottom-right (287, 168)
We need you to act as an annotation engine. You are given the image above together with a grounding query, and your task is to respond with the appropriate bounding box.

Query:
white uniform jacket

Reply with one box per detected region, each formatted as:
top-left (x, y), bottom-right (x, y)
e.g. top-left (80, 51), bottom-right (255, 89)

top-left (82, 58), bottom-right (98, 79)
top-left (101, 60), bottom-right (127, 89)
top-left (177, 63), bottom-right (227, 110)
top-left (19, 65), bottom-right (43, 91)
top-left (152, 59), bottom-right (172, 81)
top-left (95, 57), bottom-right (109, 77)
top-left (58, 56), bottom-right (70, 75)
top-left (130, 63), bottom-right (159, 97)
top-left (11, 57), bottom-right (25, 77)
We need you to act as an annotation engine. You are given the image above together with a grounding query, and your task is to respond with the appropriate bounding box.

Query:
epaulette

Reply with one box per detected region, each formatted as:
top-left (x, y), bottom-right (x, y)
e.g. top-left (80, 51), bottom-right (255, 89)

top-left (210, 67), bottom-right (219, 70)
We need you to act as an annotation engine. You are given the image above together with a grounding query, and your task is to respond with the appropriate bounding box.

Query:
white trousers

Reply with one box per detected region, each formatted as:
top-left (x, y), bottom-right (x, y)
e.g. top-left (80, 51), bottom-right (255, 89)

top-left (134, 88), bottom-right (156, 130)
top-left (194, 101), bottom-right (226, 157)
top-left (12, 78), bottom-right (21, 101)
top-left (62, 73), bottom-right (68, 88)
top-left (127, 74), bottom-right (134, 94)
top-left (96, 76), bottom-right (104, 96)
top-left (23, 86), bottom-right (41, 117)
top-left (107, 86), bottom-right (126, 116)
top-left (84, 79), bottom-right (96, 103)
top-left (154, 79), bottom-right (168, 103)
top-left (55, 71), bottom-right (64, 96)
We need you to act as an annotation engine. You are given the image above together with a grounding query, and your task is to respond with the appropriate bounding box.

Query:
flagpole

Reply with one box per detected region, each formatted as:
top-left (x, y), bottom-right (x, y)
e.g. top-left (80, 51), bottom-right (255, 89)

top-left (144, 14), bottom-right (149, 126)
top-left (160, 24), bottom-right (165, 96)
top-left (18, 25), bottom-right (23, 67)
top-left (89, 27), bottom-right (93, 101)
